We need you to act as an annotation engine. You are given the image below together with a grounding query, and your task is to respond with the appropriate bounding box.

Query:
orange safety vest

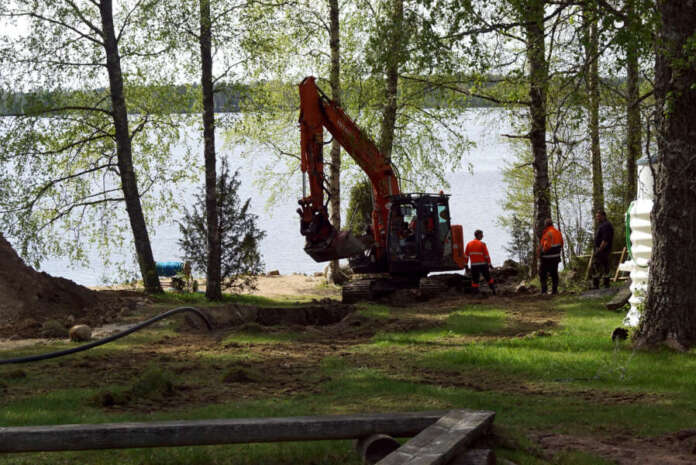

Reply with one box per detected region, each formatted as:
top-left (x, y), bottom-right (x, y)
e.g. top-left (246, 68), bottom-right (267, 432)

top-left (464, 239), bottom-right (491, 266)
top-left (540, 226), bottom-right (563, 259)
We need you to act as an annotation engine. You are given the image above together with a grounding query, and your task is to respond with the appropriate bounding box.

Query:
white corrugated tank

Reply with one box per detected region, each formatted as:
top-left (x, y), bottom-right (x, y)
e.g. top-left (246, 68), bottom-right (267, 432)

top-left (618, 157), bottom-right (657, 327)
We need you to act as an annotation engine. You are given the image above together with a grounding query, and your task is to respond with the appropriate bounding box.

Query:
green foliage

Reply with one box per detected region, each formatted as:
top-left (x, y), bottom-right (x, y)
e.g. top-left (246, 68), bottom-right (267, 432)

top-left (345, 177), bottom-right (373, 236)
top-left (505, 215), bottom-right (532, 266)
top-left (0, 1), bottom-right (196, 277)
top-left (231, 0), bottom-right (472, 212)
top-left (178, 160), bottom-right (266, 291)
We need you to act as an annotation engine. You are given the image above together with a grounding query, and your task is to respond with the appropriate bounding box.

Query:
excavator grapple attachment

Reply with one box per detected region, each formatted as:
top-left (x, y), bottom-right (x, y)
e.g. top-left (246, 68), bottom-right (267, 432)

top-left (304, 230), bottom-right (366, 262)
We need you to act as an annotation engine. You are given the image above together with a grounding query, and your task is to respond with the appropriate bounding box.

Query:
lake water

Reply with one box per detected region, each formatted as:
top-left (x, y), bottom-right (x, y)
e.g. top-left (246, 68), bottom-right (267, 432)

top-left (38, 108), bottom-right (516, 286)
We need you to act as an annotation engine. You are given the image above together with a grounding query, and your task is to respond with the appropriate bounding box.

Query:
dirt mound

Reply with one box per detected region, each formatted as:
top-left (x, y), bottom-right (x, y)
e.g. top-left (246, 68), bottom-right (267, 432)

top-left (0, 235), bottom-right (133, 338)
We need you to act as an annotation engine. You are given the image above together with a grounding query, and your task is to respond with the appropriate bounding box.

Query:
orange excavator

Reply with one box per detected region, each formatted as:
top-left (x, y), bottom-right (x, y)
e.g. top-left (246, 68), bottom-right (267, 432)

top-left (297, 76), bottom-right (469, 302)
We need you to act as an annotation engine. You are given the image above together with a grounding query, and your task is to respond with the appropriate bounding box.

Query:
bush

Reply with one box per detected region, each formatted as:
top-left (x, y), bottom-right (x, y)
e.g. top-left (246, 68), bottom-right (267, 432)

top-left (178, 160), bottom-right (266, 291)
top-left (505, 215), bottom-right (532, 266)
top-left (345, 177), bottom-right (373, 236)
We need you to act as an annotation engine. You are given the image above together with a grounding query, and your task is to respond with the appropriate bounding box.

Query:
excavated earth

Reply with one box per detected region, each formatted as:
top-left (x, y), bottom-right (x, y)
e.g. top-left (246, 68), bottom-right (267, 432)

top-left (0, 235), bottom-right (139, 339)
top-left (0, 235), bottom-right (358, 339)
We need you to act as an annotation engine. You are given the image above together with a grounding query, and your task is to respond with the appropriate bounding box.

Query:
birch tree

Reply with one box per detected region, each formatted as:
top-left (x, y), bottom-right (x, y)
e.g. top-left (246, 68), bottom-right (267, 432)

top-left (0, 0), bottom-right (191, 291)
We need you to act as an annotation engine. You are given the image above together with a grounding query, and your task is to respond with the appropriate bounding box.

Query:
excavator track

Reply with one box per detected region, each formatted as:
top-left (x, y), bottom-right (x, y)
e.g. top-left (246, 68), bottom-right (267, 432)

top-left (342, 279), bottom-right (374, 304)
top-left (342, 274), bottom-right (471, 303)
top-left (418, 277), bottom-right (450, 299)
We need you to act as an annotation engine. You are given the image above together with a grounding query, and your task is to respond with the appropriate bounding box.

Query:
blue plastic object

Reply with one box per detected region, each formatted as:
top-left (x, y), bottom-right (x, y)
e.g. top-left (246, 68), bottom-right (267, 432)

top-left (155, 261), bottom-right (184, 277)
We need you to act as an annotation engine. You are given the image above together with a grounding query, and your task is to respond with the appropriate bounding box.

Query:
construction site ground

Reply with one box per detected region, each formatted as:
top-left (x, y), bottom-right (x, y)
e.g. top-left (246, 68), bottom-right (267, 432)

top-left (1, 273), bottom-right (695, 465)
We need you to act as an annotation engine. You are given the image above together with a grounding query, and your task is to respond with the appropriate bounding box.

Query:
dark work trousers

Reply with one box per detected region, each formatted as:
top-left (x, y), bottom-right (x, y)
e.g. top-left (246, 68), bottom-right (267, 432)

top-left (592, 252), bottom-right (611, 288)
top-left (470, 263), bottom-right (494, 291)
top-left (539, 257), bottom-right (560, 294)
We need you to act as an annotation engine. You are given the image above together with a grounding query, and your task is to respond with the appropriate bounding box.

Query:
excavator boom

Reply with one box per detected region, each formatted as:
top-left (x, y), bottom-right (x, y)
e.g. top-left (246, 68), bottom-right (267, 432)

top-left (298, 76), bottom-right (399, 262)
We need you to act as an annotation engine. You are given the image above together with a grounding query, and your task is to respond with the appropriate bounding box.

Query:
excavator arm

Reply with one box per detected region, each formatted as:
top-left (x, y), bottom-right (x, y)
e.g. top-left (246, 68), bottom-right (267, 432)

top-left (298, 76), bottom-right (400, 262)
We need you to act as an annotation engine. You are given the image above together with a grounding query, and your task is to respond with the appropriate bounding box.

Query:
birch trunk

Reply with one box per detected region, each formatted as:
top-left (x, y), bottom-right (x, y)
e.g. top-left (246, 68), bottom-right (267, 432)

top-left (99, 0), bottom-right (161, 293)
top-left (327, 0), bottom-right (342, 283)
top-left (199, 0), bottom-right (222, 300)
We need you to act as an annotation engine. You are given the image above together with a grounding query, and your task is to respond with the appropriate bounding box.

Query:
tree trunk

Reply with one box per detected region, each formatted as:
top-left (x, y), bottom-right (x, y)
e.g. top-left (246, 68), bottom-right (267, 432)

top-left (624, 0), bottom-right (641, 206)
top-left (378, 0), bottom-right (403, 162)
top-left (635, 0), bottom-right (696, 350)
top-left (199, 0), bottom-right (222, 300)
top-left (584, 2), bottom-right (604, 225)
top-left (99, 0), bottom-right (162, 293)
top-left (525, 0), bottom-right (551, 277)
top-left (327, 0), bottom-right (342, 283)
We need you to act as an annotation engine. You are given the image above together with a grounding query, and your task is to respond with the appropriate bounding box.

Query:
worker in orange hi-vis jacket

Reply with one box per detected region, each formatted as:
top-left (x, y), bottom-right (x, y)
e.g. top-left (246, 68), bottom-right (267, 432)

top-left (464, 230), bottom-right (496, 295)
top-left (538, 218), bottom-right (564, 295)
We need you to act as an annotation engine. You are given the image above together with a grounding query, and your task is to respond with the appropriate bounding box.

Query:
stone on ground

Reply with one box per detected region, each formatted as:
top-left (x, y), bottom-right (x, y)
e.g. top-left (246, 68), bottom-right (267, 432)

top-left (69, 324), bottom-right (92, 342)
top-left (606, 285), bottom-right (631, 310)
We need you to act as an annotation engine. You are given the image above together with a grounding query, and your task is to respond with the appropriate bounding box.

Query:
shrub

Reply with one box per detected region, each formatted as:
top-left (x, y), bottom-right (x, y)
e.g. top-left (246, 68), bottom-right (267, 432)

top-left (345, 177), bottom-right (373, 236)
top-left (178, 160), bottom-right (266, 291)
top-left (505, 215), bottom-right (532, 266)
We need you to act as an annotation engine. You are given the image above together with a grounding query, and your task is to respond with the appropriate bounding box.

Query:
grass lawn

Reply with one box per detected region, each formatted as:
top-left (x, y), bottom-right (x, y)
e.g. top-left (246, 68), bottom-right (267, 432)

top-left (0, 291), bottom-right (694, 464)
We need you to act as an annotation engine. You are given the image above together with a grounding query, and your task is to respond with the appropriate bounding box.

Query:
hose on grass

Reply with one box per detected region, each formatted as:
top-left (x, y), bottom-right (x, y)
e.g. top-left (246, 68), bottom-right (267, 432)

top-left (0, 306), bottom-right (211, 365)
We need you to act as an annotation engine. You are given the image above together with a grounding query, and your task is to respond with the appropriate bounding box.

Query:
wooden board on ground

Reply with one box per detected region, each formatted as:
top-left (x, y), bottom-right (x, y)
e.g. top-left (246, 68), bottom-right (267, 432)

top-left (0, 411), bottom-right (446, 453)
top-left (376, 409), bottom-right (496, 465)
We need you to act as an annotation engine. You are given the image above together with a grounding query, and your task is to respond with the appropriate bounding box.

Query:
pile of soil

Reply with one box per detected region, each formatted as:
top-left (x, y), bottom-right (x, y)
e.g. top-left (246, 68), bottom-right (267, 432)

top-left (0, 235), bottom-right (134, 338)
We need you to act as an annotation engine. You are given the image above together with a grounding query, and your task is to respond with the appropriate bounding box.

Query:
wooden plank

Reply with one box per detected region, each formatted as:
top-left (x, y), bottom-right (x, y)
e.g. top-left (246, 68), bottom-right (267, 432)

top-left (0, 411), bottom-right (446, 453)
top-left (376, 409), bottom-right (495, 465)
top-left (584, 253), bottom-right (594, 281)
top-left (613, 247), bottom-right (627, 282)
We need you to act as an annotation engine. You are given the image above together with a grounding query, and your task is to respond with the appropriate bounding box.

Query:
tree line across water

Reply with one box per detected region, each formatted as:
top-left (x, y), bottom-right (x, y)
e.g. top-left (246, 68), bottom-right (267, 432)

top-left (0, 80), bottom-right (510, 116)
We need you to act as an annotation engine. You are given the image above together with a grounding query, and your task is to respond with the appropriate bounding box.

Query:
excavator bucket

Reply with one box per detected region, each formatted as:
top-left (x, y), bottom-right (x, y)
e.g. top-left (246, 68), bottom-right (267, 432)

top-left (304, 230), bottom-right (366, 262)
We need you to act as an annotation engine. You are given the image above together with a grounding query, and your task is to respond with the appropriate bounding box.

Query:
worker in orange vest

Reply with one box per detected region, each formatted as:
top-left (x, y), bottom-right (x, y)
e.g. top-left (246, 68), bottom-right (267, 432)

top-left (464, 229), bottom-right (496, 294)
top-left (538, 218), bottom-right (564, 295)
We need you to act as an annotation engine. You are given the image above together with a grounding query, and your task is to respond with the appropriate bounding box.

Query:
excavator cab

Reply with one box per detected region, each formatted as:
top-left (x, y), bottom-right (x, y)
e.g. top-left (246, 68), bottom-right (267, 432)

top-left (386, 194), bottom-right (462, 274)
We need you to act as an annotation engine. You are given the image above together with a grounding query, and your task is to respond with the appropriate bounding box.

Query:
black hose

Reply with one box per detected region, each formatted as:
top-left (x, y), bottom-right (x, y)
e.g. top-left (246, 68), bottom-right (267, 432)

top-left (0, 306), bottom-right (212, 365)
